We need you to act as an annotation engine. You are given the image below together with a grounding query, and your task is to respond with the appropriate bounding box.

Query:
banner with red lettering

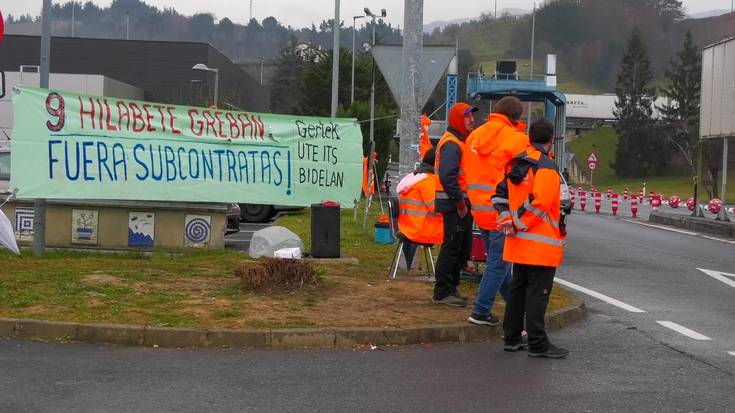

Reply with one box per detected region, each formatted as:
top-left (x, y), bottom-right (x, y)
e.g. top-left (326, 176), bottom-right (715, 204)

top-left (10, 87), bottom-right (363, 206)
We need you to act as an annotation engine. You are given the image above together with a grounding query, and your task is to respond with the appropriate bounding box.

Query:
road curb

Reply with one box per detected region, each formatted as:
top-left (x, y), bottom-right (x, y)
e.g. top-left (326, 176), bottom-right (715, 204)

top-left (0, 291), bottom-right (587, 349)
top-left (649, 210), bottom-right (735, 238)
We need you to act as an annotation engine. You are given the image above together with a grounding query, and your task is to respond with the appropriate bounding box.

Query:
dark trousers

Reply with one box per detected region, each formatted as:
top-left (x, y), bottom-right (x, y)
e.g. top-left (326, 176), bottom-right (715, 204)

top-left (433, 209), bottom-right (473, 300)
top-left (503, 263), bottom-right (556, 352)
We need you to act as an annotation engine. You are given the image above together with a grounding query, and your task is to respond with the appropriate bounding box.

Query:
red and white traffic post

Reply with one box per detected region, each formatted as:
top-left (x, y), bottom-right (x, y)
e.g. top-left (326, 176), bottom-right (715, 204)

top-left (580, 190), bottom-right (587, 211)
top-left (612, 193), bottom-right (619, 215)
top-left (631, 194), bottom-right (639, 218)
top-left (624, 186), bottom-right (630, 201)
top-left (594, 191), bottom-right (602, 213)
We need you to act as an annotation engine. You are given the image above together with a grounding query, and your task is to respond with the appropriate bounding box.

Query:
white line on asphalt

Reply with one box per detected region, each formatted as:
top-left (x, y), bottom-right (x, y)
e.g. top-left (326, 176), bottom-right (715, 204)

top-left (621, 220), bottom-right (699, 235)
top-left (555, 277), bottom-right (646, 313)
top-left (697, 268), bottom-right (735, 289)
top-left (701, 235), bottom-right (735, 245)
top-left (656, 321), bottom-right (711, 341)
top-left (728, 351), bottom-right (735, 357)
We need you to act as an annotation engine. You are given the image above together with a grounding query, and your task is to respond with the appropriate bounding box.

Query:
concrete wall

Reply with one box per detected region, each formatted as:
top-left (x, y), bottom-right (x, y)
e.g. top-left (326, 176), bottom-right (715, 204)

top-left (1, 201), bottom-right (227, 251)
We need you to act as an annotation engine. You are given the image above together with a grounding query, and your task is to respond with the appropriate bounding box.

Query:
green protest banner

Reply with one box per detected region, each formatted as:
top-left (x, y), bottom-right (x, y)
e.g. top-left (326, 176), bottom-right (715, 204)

top-left (10, 87), bottom-right (363, 206)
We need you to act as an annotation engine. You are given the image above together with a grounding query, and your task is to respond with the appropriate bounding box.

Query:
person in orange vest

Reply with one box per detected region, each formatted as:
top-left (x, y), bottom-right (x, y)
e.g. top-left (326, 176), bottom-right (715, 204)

top-left (493, 118), bottom-right (569, 359)
top-left (464, 96), bottom-right (529, 326)
top-left (433, 102), bottom-right (478, 307)
top-left (419, 114), bottom-right (433, 160)
top-left (362, 152), bottom-right (377, 197)
top-left (396, 148), bottom-right (443, 245)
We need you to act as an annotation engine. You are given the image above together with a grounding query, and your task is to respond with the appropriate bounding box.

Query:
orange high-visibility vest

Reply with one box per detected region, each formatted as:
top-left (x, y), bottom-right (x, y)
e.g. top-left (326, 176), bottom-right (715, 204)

top-left (419, 115), bottom-right (433, 160)
top-left (362, 153), bottom-right (377, 197)
top-left (493, 147), bottom-right (564, 267)
top-left (465, 114), bottom-right (529, 230)
top-left (397, 174), bottom-right (443, 245)
top-left (434, 131), bottom-right (468, 198)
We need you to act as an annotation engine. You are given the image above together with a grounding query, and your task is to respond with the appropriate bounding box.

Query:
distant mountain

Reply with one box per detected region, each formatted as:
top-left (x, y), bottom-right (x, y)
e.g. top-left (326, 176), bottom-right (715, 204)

top-left (423, 8), bottom-right (529, 33)
top-left (688, 9), bottom-right (731, 19)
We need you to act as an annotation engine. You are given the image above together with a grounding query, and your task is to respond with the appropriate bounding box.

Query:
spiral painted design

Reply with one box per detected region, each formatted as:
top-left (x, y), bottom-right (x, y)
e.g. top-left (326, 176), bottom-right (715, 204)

top-left (185, 218), bottom-right (210, 243)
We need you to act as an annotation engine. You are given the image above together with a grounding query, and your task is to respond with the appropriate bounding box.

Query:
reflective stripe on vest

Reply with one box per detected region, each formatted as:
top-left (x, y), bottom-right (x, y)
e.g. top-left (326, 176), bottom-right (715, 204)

top-left (436, 191), bottom-right (467, 200)
top-left (514, 231), bottom-right (564, 246)
top-left (511, 210), bottom-right (529, 231)
top-left (492, 197), bottom-right (509, 206)
top-left (473, 204), bottom-right (495, 212)
top-left (467, 183), bottom-right (494, 192)
top-left (522, 201), bottom-right (559, 228)
top-left (400, 199), bottom-right (435, 209)
top-left (400, 209), bottom-right (439, 218)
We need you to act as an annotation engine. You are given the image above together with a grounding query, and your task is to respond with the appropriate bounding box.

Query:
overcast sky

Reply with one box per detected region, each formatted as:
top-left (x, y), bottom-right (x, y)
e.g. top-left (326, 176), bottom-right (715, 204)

top-left (3, 0), bottom-right (733, 29)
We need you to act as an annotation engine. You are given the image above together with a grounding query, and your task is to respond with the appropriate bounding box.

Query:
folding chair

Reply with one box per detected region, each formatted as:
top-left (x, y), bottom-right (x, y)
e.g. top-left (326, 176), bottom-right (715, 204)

top-left (386, 197), bottom-right (436, 279)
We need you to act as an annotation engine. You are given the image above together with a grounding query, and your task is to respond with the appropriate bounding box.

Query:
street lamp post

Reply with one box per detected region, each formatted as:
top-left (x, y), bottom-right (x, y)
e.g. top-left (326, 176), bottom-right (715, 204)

top-left (125, 12), bottom-right (130, 40)
top-left (192, 63), bottom-right (219, 107)
top-left (364, 7), bottom-right (387, 150)
top-left (351, 15), bottom-right (365, 106)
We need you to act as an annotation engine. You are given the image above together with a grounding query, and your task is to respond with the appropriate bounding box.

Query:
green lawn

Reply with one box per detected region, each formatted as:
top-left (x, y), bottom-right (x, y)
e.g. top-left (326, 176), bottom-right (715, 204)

top-left (567, 126), bottom-right (735, 201)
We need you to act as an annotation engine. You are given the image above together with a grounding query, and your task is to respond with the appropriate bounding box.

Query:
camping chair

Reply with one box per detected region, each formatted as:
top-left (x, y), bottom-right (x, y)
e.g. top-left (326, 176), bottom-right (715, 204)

top-left (386, 197), bottom-right (436, 279)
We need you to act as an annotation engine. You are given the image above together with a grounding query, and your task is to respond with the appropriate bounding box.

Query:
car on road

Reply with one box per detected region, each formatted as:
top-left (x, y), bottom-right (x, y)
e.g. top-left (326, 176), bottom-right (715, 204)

top-left (239, 203), bottom-right (302, 223)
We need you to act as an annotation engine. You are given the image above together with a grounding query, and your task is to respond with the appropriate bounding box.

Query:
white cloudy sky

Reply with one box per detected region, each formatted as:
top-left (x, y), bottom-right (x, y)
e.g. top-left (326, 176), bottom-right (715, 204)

top-left (2, 1), bottom-right (733, 28)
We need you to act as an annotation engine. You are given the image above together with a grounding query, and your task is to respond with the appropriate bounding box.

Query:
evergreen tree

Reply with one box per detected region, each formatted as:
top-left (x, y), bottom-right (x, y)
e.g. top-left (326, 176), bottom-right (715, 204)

top-left (657, 31), bottom-right (701, 175)
top-left (613, 28), bottom-right (658, 178)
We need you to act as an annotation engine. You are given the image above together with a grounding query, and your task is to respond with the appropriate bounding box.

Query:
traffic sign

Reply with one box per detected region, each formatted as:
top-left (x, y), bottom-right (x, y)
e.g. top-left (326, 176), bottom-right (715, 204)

top-left (587, 152), bottom-right (598, 171)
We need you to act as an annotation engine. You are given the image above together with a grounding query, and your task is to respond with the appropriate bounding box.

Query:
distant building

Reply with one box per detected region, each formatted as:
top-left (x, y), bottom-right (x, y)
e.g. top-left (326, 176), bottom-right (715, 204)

top-left (0, 35), bottom-right (270, 112)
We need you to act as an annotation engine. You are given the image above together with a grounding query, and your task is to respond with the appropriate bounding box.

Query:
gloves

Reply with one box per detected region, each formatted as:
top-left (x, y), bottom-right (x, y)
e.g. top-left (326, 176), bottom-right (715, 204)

top-left (455, 199), bottom-right (469, 218)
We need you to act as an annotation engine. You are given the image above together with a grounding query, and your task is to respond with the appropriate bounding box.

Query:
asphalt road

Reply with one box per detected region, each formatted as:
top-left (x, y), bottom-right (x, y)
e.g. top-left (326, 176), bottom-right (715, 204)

top-left (1, 211), bottom-right (734, 412)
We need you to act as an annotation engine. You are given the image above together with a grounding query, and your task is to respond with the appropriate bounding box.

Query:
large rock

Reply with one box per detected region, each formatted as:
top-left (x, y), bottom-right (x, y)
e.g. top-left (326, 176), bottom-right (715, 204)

top-left (248, 226), bottom-right (305, 259)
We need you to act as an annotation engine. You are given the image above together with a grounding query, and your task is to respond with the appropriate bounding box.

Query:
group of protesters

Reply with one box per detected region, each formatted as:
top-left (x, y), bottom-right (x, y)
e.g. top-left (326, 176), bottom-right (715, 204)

top-left (396, 96), bottom-right (569, 359)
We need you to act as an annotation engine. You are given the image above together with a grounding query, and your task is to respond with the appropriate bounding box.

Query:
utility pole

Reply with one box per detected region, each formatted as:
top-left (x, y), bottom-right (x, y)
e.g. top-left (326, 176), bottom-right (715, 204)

top-left (125, 12), bottom-right (130, 40)
top-left (331, 0), bottom-right (340, 118)
top-left (71, 2), bottom-right (75, 37)
top-left (351, 15), bottom-right (365, 106)
top-left (34, 0), bottom-right (52, 256)
top-left (495, 0), bottom-right (498, 19)
top-left (527, 3), bottom-right (536, 129)
top-left (718, 137), bottom-right (730, 221)
top-left (259, 56), bottom-right (264, 84)
top-left (250, 0), bottom-right (254, 21)
top-left (398, 0), bottom-right (423, 177)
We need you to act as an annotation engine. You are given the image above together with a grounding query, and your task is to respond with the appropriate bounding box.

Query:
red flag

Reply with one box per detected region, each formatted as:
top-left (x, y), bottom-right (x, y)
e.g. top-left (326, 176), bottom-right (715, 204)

top-left (0, 11), bottom-right (5, 43)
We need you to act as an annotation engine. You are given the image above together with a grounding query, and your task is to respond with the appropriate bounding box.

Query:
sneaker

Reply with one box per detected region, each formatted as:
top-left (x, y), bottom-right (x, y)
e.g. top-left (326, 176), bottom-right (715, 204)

top-left (528, 344), bottom-right (569, 359)
top-left (433, 294), bottom-right (467, 307)
top-left (452, 290), bottom-right (468, 301)
top-left (468, 313), bottom-right (500, 326)
top-left (503, 342), bottom-right (529, 352)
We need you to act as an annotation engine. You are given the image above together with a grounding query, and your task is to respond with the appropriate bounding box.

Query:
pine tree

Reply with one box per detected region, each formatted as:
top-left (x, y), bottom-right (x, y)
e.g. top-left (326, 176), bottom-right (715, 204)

top-left (657, 31), bottom-right (701, 175)
top-left (613, 29), bottom-right (657, 178)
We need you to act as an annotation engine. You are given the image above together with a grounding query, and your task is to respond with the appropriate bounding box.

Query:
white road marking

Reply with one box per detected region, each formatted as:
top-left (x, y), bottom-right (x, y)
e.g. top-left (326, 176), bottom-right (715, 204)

top-left (656, 321), bottom-right (711, 341)
top-left (621, 220), bottom-right (699, 235)
top-left (697, 268), bottom-right (735, 289)
top-left (555, 277), bottom-right (646, 313)
top-left (728, 351), bottom-right (735, 357)
top-left (701, 235), bottom-right (735, 245)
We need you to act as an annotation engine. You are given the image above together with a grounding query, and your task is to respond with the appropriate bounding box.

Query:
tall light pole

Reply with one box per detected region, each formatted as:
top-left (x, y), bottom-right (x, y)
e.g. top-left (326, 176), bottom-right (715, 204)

top-left (331, 0), bottom-right (340, 118)
top-left (495, 0), bottom-right (498, 19)
top-left (259, 56), bottom-right (265, 84)
top-left (71, 2), bottom-right (75, 37)
top-left (351, 15), bottom-right (365, 106)
top-left (193, 63), bottom-right (219, 107)
top-left (34, 0), bottom-right (52, 256)
top-left (125, 12), bottom-right (130, 40)
top-left (365, 7), bottom-right (387, 153)
top-left (527, 2), bottom-right (536, 129)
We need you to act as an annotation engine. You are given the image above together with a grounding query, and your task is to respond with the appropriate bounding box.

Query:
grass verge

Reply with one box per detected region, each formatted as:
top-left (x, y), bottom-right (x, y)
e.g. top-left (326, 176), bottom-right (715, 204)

top-left (0, 201), bottom-right (573, 329)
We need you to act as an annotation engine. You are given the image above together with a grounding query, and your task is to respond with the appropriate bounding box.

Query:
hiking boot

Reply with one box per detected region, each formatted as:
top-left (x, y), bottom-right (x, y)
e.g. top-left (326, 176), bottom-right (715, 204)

top-left (528, 345), bottom-right (569, 359)
top-left (433, 294), bottom-right (467, 307)
top-left (468, 313), bottom-right (500, 326)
